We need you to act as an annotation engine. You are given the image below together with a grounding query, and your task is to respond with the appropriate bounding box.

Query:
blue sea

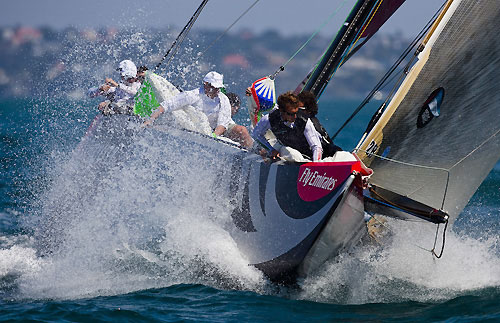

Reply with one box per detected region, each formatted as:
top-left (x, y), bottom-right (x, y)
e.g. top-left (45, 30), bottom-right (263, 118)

top-left (1, 97), bottom-right (499, 322)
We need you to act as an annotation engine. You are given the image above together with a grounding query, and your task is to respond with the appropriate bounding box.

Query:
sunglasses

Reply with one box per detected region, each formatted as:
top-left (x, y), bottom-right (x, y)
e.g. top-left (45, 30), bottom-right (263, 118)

top-left (281, 110), bottom-right (297, 117)
top-left (204, 82), bottom-right (219, 90)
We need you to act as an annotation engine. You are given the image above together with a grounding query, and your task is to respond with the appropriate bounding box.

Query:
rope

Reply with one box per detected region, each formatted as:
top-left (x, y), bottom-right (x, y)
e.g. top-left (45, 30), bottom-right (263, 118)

top-left (154, 0), bottom-right (209, 72)
top-left (366, 207), bottom-right (449, 259)
top-left (449, 128), bottom-right (500, 170)
top-left (431, 220), bottom-right (448, 258)
top-left (356, 149), bottom-right (450, 174)
top-left (197, 0), bottom-right (262, 59)
top-left (269, 0), bottom-right (350, 79)
top-left (357, 147), bottom-right (451, 210)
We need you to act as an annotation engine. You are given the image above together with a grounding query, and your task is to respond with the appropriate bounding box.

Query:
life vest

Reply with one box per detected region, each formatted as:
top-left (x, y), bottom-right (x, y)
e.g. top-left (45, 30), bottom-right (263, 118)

top-left (269, 109), bottom-right (312, 159)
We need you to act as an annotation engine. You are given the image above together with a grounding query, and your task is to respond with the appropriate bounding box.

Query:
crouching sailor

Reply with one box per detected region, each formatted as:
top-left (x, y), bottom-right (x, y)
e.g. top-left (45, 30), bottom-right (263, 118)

top-left (252, 91), bottom-right (323, 161)
top-left (143, 71), bottom-right (232, 137)
top-left (87, 59), bottom-right (141, 115)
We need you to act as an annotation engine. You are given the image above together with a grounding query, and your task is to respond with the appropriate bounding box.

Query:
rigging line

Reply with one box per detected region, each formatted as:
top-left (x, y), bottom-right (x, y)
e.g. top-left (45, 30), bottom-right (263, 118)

top-left (449, 128), bottom-right (500, 171)
top-left (165, 19), bottom-right (198, 67)
top-left (330, 46), bottom-right (416, 140)
top-left (164, 0), bottom-right (209, 67)
top-left (330, 2), bottom-right (445, 141)
top-left (363, 132), bottom-right (500, 206)
top-left (359, 147), bottom-right (451, 210)
top-left (154, 0), bottom-right (209, 72)
top-left (431, 220), bottom-right (448, 258)
top-left (269, 0), bottom-right (350, 79)
top-left (356, 148), bottom-right (450, 173)
top-left (377, 50), bottom-right (418, 109)
top-left (197, 0), bottom-right (261, 59)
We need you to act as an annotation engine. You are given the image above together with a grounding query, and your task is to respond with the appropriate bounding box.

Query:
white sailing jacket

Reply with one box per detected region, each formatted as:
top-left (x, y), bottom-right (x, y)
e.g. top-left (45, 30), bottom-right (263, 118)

top-left (160, 87), bottom-right (232, 130)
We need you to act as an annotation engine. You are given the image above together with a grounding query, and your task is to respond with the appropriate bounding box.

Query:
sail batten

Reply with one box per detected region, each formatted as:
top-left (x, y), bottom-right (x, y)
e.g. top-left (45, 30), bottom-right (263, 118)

top-left (357, 0), bottom-right (500, 222)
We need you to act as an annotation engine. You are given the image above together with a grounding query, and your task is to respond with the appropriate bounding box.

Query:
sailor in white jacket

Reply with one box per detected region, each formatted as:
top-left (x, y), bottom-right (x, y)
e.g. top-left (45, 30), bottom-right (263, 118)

top-left (88, 59), bottom-right (141, 115)
top-left (144, 71), bottom-right (232, 136)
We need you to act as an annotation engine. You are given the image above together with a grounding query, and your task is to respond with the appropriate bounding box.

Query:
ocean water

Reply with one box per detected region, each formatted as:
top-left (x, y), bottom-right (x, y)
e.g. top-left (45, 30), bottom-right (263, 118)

top-left (1, 97), bottom-right (499, 322)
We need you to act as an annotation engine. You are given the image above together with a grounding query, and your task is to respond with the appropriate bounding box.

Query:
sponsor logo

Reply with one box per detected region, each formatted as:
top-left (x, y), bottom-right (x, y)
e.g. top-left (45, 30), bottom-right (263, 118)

top-left (298, 168), bottom-right (337, 191)
top-left (297, 162), bottom-right (357, 202)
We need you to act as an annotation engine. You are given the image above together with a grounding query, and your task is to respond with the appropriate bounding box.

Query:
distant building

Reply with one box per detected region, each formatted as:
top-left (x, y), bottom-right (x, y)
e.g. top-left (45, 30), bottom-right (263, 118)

top-left (223, 54), bottom-right (250, 69)
top-left (12, 27), bottom-right (42, 46)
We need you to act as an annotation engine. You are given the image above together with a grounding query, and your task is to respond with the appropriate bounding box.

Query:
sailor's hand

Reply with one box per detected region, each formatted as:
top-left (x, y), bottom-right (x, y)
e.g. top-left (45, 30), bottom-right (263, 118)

top-left (142, 120), bottom-right (153, 127)
top-left (98, 101), bottom-right (109, 111)
top-left (105, 78), bottom-right (118, 87)
top-left (100, 84), bottom-right (111, 92)
top-left (245, 87), bottom-right (252, 96)
top-left (270, 149), bottom-right (280, 160)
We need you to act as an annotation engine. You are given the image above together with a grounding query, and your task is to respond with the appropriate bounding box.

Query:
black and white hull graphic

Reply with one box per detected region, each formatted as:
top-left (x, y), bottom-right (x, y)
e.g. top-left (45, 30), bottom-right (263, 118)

top-left (230, 159), bottom-right (367, 282)
top-left (65, 115), bottom-right (367, 283)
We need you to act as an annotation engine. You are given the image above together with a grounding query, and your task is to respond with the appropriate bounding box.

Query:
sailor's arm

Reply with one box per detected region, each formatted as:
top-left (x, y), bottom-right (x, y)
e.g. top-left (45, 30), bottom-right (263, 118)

top-left (87, 83), bottom-right (115, 98)
top-left (252, 115), bottom-right (279, 157)
top-left (304, 119), bottom-right (323, 161)
top-left (105, 78), bottom-right (118, 87)
top-left (213, 94), bottom-right (231, 136)
top-left (213, 125), bottom-right (226, 136)
top-left (143, 91), bottom-right (198, 126)
top-left (87, 87), bottom-right (101, 98)
top-left (143, 105), bottom-right (165, 126)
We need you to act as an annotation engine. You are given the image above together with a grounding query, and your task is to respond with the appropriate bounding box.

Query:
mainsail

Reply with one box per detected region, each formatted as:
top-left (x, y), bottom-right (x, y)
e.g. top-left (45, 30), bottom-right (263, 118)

top-left (356, 0), bottom-right (500, 222)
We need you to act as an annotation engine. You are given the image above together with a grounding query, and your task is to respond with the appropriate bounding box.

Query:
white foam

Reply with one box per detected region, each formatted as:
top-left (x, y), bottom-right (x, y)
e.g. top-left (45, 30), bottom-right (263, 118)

top-left (298, 216), bottom-right (500, 304)
top-left (13, 133), bottom-right (265, 300)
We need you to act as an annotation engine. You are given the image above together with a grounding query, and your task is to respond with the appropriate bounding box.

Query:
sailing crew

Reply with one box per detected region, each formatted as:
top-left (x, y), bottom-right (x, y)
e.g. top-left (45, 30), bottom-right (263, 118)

top-left (224, 92), bottom-right (254, 148)
top-left (252, 91), bottom-right (323, 161)
top-left (297, 90), bottom-right (343, 157)
top-left (143, 71), bottom-right (232, 138)
top-left (87, 59), bottom-right (141, 115)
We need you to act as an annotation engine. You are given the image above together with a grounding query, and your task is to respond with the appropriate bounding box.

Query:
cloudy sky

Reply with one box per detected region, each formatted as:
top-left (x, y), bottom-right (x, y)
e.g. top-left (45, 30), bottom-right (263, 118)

top-left (3, 0), bottom-right (444, 36)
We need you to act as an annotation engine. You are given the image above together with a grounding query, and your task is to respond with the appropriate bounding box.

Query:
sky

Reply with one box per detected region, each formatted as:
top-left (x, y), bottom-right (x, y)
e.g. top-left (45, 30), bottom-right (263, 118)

top-left (3, 0), bottom-right (445, 37)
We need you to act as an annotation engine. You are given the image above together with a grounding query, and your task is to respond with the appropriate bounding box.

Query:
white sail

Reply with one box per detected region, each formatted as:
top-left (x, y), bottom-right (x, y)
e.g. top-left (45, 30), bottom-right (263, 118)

top-left (356, 0), bottom-right (500, 222)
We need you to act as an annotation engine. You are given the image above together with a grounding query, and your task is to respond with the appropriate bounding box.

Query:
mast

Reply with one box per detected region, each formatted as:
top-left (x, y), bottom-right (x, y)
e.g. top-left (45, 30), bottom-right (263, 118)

top-left (302, 0), bottom-right (377, 99)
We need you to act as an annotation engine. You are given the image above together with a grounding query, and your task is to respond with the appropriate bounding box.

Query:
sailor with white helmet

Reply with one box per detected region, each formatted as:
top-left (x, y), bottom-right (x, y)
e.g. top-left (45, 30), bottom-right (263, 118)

top-left (88, 59), bottom-right (141, 115)
top-left (144, 71), bottom-right (232, 137)
top-left (110, 59), bottom-right (141, 114)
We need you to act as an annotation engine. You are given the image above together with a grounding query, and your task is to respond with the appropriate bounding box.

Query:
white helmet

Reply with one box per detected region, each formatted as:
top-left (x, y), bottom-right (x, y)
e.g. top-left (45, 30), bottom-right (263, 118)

top-left (117, 59), bottom-right (137, 78)
top-left (203, 71), bottom-right (224, 88)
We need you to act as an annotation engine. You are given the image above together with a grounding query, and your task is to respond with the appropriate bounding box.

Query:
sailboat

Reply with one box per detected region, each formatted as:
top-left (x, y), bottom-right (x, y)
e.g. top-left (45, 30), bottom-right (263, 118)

top-left (52, 0), bottom-right (500, 284)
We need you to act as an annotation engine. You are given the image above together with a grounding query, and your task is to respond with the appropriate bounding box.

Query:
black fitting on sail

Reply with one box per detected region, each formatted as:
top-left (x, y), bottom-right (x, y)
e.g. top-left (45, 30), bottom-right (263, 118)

top-left (303, 0), bottom-right (377, 99)
top-left (429, 209), bottom-right (449, 224)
